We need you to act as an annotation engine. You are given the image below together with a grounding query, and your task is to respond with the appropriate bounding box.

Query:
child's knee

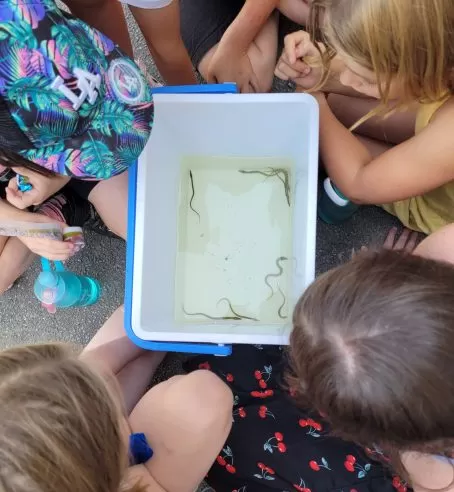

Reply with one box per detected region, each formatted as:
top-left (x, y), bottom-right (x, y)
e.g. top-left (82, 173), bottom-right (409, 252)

top-left (174, 371), bottom-right (233, 435)
top-left (186, 370), bottom-right (233, 422)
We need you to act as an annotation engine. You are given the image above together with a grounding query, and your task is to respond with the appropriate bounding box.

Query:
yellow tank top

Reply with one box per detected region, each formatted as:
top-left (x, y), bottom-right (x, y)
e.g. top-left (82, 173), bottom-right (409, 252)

top-left (383, 95), bottom-right (454, 234)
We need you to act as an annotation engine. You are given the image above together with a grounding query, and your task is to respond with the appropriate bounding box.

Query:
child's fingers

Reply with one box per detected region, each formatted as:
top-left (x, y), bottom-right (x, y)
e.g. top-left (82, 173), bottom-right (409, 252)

top-left (292, 58), bottom-right (312, 74)
top-left (7, 175), bottom-right (19, 192)
top-left (5, 187), bottom-right (27, 209)
top-left (284, 33), bottom-right (302, 65)
top-left (383, 227), bottom-right (398, 249)
top-left (31, 239), bottom-right (75, 260)
top-left (405, 231), bottom-right (420, 252)
top-left (275, 60), bottom-right (300, 80)
top-left (393, 228), bottom-right (412, 250)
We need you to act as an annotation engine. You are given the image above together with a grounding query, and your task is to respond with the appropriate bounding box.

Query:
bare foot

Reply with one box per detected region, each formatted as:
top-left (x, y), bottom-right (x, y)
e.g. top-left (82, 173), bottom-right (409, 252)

top-left (352, 227), bottom-right (421, 258)
top-left (383, 227), bottom-right (421, 252)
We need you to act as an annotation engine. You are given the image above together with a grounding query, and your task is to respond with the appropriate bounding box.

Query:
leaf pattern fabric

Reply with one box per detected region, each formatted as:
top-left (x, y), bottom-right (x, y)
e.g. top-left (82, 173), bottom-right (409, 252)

top-left (0, 0), bottom-right (153, 179)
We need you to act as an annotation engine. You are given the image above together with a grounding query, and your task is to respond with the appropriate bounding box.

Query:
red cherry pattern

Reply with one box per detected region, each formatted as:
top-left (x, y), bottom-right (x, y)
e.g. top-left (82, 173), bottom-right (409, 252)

top-left (233, 407), bottom-right (247, 420)
top-left (254, 462), bottom-right (276, 481)
top-left (264, 432), bottom-right (287, 454)
top-left (251, 389), bottom-right (274, 398)
top-left (309, 460), bottom-right (320, 471)
top-left (258, 405), bottom-right (275, 419)
top-left (216, 446), bottom-right (236, 474)
top-left (277, 442), bottom-right (287, 453)
top-left (392, 476), bottom-right (408, 492)
top-left (293, 479), bottom-right (311, 492)
top-left (199, 362), bottom-right (377, 488)
top-left (308, 457), bottom-right (331, 472)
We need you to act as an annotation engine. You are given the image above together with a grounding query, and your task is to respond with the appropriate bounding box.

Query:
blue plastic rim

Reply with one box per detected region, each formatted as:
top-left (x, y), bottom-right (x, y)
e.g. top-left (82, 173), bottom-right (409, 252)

top-left (124, 83), bottom-right (237, 356)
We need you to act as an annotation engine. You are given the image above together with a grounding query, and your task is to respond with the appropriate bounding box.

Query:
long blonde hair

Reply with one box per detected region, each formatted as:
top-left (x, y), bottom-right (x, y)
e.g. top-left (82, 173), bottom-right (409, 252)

top-left (0, 343), bottom-right (143, 492)
top-left (310, 0), bottom-right (454, 118)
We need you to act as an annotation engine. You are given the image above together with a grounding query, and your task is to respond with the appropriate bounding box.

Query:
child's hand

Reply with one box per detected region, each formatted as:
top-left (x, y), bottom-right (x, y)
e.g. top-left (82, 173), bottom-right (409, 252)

top-left (6, 167), bottom-right (70, 209)
top-left (352, 227), bottom-right (421, 258)
top-left (17, 215), bottom-right (75, 261)
top-left (207, 48), bottom-right (260, 93)
top-left (19, 234), bottom-right (75, 261)
top-left (274, 30), bottom-right (322, 90)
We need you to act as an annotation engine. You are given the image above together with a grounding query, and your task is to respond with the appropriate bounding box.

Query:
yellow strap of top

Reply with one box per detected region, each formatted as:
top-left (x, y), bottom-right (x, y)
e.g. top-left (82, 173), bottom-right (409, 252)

top-left (415, 95), bottom-right (452, 133)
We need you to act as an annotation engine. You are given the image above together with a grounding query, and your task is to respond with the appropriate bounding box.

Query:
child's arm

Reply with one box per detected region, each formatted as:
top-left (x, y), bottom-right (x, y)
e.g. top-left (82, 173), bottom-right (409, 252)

top-left (0, 199), bottom-right (74, 260)
top-left (207, 0), bottom-right (280, 90)
top-left (65, 0), bottom-right (133, 57)
top-left (315, 93), bottom-right (454, 204)
top-left (129, 2), bottom-right (196, 85)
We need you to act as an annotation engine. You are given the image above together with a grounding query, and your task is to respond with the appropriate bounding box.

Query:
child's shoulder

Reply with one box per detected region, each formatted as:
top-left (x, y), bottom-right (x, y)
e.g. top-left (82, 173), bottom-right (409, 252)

top-left (430, 94), bottom-right (454, 123)
top-left (416, 94), bottom-right (454, 135)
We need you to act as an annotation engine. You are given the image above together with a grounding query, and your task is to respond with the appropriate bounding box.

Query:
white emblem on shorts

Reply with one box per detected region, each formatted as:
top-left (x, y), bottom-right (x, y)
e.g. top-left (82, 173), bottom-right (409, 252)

top-left (51, 68), bottom-right (101, 111)
top-left (107, 59), bottom-right (145, 104)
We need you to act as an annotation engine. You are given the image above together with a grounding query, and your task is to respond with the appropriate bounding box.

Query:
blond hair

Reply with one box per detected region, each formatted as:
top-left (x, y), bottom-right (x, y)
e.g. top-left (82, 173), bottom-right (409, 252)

top-left (0, 343), bottom-right (144, 492)
top-left (310, 0), bottom-right (454, 121)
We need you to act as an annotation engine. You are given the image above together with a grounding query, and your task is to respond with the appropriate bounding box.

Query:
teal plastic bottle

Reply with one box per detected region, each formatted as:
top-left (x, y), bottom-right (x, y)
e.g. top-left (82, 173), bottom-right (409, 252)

top-left (34, 259), bottom-right (101, 313)
top-left (318, 177), bottom-right (359, 224)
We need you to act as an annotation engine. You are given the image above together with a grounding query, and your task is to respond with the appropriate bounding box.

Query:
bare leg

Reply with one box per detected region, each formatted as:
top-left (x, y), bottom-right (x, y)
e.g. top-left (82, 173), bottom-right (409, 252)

top-left (198, 13), bottom-right (279, 93)
top-left (84, 306), bottom-right (166, 413)
top-left (327, 94), bottom-right (417, 145)
top-left (129, 2), bottom-right (196, 85)
top-left (0, 236), bottom-right (35, 295)
top-left (64, 0), bottom-right (133, 57)
top-left (88, 171), bottom-right (128, 240)
top-left (130, 370), bottom-right (233, 492)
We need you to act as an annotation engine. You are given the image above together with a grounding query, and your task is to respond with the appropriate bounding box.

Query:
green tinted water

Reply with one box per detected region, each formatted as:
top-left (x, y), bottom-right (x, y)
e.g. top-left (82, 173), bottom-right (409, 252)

top-left (175, 155), bottom-right (294, 325)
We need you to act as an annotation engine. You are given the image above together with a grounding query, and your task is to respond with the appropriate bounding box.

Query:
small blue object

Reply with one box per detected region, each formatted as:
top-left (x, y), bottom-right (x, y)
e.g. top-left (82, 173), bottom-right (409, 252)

top-left (129, 433), bottom-right (153, 465)
top-left (17, 174), bottom-right (32, 192)
top-left (124, 83), bottom-right (236, 356)
top-left (34, 258), bottom-right (101, 312)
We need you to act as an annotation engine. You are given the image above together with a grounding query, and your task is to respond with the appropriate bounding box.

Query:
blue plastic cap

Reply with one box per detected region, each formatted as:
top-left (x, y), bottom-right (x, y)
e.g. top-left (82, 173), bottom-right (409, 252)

top-left (38, 271), bottom-right (59, 288)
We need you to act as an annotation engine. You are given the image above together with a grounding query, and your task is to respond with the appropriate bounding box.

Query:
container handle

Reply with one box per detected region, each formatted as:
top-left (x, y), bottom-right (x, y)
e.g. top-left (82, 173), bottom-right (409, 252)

top-left (40, 258), bottom-right (66, 273)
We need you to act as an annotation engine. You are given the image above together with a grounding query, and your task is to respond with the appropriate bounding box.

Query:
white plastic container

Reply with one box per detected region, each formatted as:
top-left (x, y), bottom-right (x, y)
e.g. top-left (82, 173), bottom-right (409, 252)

top-left (125, 91), bottom-right (318, 352)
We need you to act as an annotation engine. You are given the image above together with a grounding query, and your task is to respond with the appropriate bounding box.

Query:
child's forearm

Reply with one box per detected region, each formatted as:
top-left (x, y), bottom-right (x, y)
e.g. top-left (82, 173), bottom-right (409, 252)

top-left (315, 93), bottom-right (372, 201)
top-left (129, 3), bottom-right (196, 85)
top-left (65, 0), bottom-right (133, 57)
top-left (219, 0), bottom-right (280, 53)
top-left (151, 46), bottom-right (196, 86)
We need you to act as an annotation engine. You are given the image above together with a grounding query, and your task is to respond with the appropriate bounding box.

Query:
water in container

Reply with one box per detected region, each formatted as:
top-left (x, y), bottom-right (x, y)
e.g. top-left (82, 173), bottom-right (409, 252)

top-left (175, 155), bottom-right (294, 326)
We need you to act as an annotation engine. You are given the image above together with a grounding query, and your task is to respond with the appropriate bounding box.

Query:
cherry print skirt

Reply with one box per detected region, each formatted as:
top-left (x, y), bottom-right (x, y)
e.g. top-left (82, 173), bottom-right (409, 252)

top-left (184, 345), bottom-right (409, 492)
